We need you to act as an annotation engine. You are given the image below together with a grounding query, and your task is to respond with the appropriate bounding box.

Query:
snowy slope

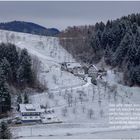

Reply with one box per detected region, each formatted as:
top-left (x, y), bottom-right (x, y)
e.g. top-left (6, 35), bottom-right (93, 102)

top-left (0, 30), bottom-right (85, 89)
top-left (0, 30), bottom-right (140, 139)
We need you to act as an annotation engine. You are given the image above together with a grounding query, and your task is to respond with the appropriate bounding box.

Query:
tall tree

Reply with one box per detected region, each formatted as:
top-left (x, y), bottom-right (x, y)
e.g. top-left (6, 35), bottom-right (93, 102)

top-left (113, 32), bottom-right (133, 67)
top-left (0, 121), bottom-right (12, 139)
top-left (0, 67), bottom-right (11, 114)
top-left (4, 44), bottom-right (19, 82)
top-left (24, 92), bottom-right (29, 104)
top-left (18, 49), bottom-right (33, 87)
top-left (0, 58), bottom-right (12, 83)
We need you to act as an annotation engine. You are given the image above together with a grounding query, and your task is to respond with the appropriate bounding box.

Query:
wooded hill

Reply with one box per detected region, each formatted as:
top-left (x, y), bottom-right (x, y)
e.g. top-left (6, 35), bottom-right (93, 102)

top-left (0, 21), bottom-right (60, 36)
top-left (59, 13), bottom-right (140, 86)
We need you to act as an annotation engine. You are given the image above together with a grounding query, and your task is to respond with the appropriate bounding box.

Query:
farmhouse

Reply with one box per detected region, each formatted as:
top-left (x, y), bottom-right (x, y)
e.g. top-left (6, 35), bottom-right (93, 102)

top-left (19, 104), bottom-right (44, 123)
top-left (61, 62), bottom-right (85, 77)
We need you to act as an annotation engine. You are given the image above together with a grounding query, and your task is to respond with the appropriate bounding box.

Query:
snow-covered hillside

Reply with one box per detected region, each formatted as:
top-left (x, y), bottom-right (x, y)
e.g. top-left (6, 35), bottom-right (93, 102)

top-left (0, 30), bottom-right (84, 89)
top-left (0, 30), bottom-right (140, 139)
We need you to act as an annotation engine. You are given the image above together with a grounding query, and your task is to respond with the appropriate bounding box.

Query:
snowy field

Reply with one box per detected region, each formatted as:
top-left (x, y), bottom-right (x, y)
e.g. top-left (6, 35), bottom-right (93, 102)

top-left (12, 124), bottom-right (140, 139)
top-left (0, 30), bottom-right (140, 139)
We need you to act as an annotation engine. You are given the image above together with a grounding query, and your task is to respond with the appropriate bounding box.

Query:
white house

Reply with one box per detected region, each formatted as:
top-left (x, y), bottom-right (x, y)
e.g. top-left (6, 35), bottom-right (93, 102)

top-left (19, 104), bottom-right (44, 123)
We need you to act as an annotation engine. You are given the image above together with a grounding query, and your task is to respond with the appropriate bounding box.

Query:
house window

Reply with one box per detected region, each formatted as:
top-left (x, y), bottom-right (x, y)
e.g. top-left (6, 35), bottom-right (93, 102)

top-left (47, 118), bottom-right (51, 120)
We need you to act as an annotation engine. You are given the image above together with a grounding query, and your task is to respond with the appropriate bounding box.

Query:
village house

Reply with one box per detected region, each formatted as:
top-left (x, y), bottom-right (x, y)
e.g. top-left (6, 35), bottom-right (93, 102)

top-left (73, 67), bottom-right (85, 78)
top-left (88, 64), bottom-right (98, 77)
top-left (19, 104), bottom-right (44, 123)
top-left (61, 62), bottom-right (85, 77)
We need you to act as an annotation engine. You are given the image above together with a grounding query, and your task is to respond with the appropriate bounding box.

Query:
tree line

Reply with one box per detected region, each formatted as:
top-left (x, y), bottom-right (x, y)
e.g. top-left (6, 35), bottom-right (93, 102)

top-left (59, 13), bottom-right (140, 86)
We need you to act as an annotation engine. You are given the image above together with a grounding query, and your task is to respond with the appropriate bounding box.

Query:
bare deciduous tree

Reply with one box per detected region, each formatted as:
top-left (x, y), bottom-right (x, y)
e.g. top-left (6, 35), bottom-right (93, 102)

top-left (92, 86), bottom-right (95, 102)
top-left (52, 75), bottom-right (58, 84)
top-left (74, 97), bottom-right (77, 106)
top-left (62, 107), bottom-right (68, 117)
top-left (72, 107), bottom-right (77, 114)
top-left (82, 106), bottom-right (86, 113)
top-left (100, 109), bottom-right (104, 117)
top-left (67, 93), bottom-right (73, 107)
top-left (77, 90), bottom-right (85, 104)
top-left (48, 92), bottom-right (54, 100)
top-left (88, 109), bottom-right (94, 119)
top-left (5, 32), bottom-right (10, 43)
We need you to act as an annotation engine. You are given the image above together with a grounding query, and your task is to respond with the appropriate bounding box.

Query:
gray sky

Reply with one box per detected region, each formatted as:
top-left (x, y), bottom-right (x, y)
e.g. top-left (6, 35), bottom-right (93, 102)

top-left (0, 1), bottom-right (140, 30)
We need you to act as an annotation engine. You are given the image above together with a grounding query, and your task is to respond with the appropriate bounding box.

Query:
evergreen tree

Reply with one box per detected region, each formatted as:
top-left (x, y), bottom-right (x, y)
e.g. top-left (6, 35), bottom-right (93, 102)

top-left (113, 32), bottom-right (133, 67)
top-left (0, 83), bottom-right (11, 113)
top-left (0, 121), bottom-right (12, 139)
top-left (4, 44), bottom-right (19, 82)
top-left (18, 49), bottom-right (33, 87)
top-left (0, 58), bottom-right (12, 83)
top-left (104, 44), bottom-right (113, 65)
top-left (17, 65), bottom-right (25, 88)
top-left (24, 93), bottom-right (29, 104)
top-left (0, 43), bottom-right (6, 61)
top-left (136, 13), bottom-right (140, 26)
top-left (106, 20), bottom-right (112, 28)
top-left (127, 45), bottom-right (137, 66)
top-left (132, 23), bottom-right (138, 34)
top-left (134, 65), bottom-right (140, 84)
top-left (0, 67), bottom-right (11, 113)
top-left (17, 94), bottom-right (22, 104)
top-left (17, 94), bottom-right (22, 111)
top-left (129, 13), bottom-right (137, 23)
top-left (135, 31), bottom-right (140, 47)
top-left (136, 46), bottom-right (140, 65)
top-left (99, 22), bottom-right (105, 32)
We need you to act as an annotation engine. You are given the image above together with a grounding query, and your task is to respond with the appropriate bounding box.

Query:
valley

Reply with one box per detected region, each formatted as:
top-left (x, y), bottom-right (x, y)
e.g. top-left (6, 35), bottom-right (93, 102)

top-left (0, 29), bottom-right (140, 139)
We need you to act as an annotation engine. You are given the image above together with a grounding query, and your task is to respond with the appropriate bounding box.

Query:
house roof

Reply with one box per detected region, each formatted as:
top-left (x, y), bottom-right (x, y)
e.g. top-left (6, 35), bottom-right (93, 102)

top-left (66, 62), bottom-right (81, 69)
top-left (19, 104), bottom-right (44, 113)
top-left (89, 64), bottom-right (98, 71)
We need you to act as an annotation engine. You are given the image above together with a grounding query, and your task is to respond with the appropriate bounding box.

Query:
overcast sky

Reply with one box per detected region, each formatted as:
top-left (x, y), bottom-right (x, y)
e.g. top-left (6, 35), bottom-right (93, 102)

top-left (0, 1), bottom-right (140, 30)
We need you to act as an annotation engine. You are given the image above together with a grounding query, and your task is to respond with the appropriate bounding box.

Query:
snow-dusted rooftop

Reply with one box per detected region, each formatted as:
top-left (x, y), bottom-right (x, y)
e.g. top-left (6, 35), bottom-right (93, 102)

top-left (66, 62), bottom-right (81, 69)
top-left (19, 104), bottom-right (44, 113)
top-left (89, 64), bottom-right (98, 71)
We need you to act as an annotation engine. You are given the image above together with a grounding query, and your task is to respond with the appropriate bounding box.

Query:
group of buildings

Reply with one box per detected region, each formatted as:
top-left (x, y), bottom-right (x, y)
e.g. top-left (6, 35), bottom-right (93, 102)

top-left (17, 62), bottom-right (106, 124)
top-left (61, 62), bottom-right (106, 79)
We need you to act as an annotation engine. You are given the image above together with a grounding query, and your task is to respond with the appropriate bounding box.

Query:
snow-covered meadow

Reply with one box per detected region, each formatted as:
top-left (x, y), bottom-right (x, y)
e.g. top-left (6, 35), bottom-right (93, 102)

top-left (0, 29), bottom-right (140, 138)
